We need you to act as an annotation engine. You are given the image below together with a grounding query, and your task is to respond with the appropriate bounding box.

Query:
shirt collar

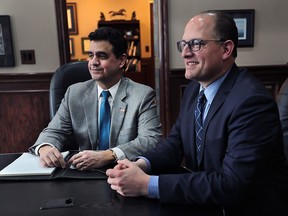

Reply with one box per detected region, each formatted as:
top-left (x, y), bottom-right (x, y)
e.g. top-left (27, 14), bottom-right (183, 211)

top-left (97, 79), bottom-right (121, 101)
top-left (200, 69), bottom-right (230, 105)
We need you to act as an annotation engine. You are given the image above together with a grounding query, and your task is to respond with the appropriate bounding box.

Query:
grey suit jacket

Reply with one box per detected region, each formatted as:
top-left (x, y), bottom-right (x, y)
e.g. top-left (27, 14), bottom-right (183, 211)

top-left (29, 77), bottom-right (162, 160)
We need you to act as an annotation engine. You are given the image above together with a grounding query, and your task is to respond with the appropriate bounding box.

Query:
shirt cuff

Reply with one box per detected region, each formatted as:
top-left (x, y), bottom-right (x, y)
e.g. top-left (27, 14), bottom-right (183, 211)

top-left (136, 156), bottom-right (151, 172)
top-left (111, 147), bottom-right (125, 160)
top-left (148, 175), bottom-right (160, 199)
top-left (35, 143), bottom-right (55, 155)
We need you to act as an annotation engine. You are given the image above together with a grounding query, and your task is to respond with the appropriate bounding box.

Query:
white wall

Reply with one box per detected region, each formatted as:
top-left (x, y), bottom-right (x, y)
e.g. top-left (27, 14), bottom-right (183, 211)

top-left (1, 0), bottom-right (287, 73)
top-left (0, 0), bottom-right (60, 73)
top-left (169, 0), bottom-right (288, 68)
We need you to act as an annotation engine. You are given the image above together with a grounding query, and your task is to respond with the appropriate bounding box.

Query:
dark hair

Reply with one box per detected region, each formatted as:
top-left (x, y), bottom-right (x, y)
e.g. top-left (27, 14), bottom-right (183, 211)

top-left (88, 27), bottom-right (127, 58)
top-left (201, 10), bottom-right (238, 58)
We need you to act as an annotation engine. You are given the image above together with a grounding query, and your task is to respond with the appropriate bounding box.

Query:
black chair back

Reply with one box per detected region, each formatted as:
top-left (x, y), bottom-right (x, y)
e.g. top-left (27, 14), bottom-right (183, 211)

top-left (49, 61), bottom-right (91, 151)
top-left (49, 61), bottom-right (91, 119)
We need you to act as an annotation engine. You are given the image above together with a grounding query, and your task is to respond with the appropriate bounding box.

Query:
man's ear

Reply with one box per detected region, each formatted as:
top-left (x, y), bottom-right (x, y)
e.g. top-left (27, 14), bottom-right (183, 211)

top-left (222, 40), bottom-right (234, 60)
top-left (119, 54), bottom-right (127, 69)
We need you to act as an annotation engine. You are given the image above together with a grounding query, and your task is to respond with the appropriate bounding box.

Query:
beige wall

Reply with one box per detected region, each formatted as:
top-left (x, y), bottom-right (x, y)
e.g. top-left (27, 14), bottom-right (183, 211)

top-left (169, 0), bottom-right (288, 68)
top-left (67, 0), bottom-right (152, 60)
top-left (0, 0), bottom-right (60, 74)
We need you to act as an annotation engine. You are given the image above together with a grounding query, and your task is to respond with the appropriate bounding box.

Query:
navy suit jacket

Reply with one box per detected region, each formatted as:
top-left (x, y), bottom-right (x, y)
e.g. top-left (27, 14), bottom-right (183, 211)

top-left (144, 64), bottom-right (288, 215)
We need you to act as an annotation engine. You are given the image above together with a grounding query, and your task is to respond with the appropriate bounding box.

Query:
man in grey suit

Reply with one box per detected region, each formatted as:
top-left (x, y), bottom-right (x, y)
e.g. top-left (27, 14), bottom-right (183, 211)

top-left (29, 27), bottom-right (162, 171)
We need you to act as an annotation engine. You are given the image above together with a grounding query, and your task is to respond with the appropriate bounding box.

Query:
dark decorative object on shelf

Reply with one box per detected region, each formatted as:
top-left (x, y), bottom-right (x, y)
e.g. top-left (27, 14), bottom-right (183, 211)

top-left (131, 11), bottom-right (136, 20)
top-left (109, 9), bottom-right (126, 18)
top-left (100, 12), bottom-right (105, 21)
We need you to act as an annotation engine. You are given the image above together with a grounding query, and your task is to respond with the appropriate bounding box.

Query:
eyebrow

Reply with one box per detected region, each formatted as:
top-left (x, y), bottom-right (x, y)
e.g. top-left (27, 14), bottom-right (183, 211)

top-left (88, 51), bottom-right (108, 55)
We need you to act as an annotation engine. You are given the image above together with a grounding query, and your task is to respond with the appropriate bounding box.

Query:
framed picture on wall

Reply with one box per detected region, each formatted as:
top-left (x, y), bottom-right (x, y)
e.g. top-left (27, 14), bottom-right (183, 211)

top-left (0, 15), bottom-right (15, 67)
top-left (221, 9), bottom-right (255, 47)
top-left (67, 3), bottom-right (78, 35)
top-left (69, 38), bottom-right (74, 56)
top-left (81, 37), bottom-right (90, 54)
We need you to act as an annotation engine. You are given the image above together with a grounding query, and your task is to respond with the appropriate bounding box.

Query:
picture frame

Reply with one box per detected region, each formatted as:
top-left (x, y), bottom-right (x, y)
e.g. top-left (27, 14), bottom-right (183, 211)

top-left (69, 38), bottom-right (75, 56)
top-left (81, 37), bottom-right (90, 54)
top-left (67, 3), bottom-right (78, 35)
top-left (221, 9), bottom-right (255, 47)
top-left (0, 15), bottom-right (15, 67)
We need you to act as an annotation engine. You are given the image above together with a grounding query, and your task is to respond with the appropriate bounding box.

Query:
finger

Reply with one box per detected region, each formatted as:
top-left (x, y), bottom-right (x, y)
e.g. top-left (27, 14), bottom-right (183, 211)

top-left (106, 168), bottom-right (114, 177)
top-left (40, 158), bottom-right (51, 167)
top-left (58, 155), bottom-right (67, 169)
top-left (67, 152), bottom-right (81, 164)
top-left (48, 151), bottom-right (66, 168)
top-left (45, 152), bottom-right (60, 167)
top-left (112, 163), bottom-right (126, 170)
top-left (117, 159), bottom-right (132, 168)
top-left (107, 175), bottom-right (119, 187)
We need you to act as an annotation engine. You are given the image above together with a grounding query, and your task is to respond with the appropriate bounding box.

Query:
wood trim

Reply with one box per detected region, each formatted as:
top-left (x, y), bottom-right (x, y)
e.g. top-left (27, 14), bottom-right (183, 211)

top-left (54, 0), bottom-right (70, 65)
top-left (0, 73), bottom-right (52, 92)
top-left (0, 73), bottom-right (52, 153)
top-left (158, 0), bottom-right (171, 136)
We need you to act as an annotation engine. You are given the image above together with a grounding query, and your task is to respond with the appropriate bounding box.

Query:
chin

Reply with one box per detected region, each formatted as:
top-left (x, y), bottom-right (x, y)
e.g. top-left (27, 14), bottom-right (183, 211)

top-left (185, 73), bottom-right (196, 80)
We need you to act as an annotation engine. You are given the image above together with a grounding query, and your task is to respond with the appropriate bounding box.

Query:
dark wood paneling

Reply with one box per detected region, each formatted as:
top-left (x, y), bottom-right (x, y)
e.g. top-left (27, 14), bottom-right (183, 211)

top-left (124, 58), bottom-right (155, 89)
top-left (0, 73), bottom-right (52, 153)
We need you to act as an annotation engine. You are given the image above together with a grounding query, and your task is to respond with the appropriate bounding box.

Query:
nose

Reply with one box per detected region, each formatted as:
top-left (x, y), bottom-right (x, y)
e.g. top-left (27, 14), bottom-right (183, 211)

top-left (90, 55), bottom-right (101, 64)
top-left (181, 44), bottom-right (193, 58)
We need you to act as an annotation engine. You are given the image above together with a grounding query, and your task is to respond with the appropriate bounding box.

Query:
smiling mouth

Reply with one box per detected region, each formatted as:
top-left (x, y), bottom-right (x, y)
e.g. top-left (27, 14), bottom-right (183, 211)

top-left (186, 61), bottom-right (199, 66)
top-left (90, 68), bottom-right (103, 72)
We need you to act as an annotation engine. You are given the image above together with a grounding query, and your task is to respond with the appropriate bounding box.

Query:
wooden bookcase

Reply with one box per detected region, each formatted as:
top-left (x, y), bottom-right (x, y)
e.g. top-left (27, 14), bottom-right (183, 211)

top-left (98, 20), bottom-right (141, 73)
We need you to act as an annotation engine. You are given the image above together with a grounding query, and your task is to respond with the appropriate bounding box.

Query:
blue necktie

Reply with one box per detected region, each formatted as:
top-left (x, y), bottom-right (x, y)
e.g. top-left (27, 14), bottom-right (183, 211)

top-left (195, 90), bottom-right (206, 164)
top-left (99, 91), bottom-right (111, 150)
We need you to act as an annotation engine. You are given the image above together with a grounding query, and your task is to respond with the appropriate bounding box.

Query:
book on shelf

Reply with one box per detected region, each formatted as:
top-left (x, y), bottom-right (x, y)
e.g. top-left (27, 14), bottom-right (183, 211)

top-left (125, 59), bottom-right (141, 73)
top-left (128, 40), bottom-right (134, 56)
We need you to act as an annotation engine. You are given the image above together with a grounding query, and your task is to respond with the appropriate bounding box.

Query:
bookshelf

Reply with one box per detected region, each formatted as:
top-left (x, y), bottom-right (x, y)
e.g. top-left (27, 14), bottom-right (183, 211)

top-left (98, 20), bottom-right (141, 73)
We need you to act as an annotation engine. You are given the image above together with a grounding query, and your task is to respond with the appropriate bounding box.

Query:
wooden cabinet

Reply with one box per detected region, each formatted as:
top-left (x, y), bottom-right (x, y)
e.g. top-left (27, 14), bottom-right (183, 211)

top-left (98, 20), bottom-right (141, 73)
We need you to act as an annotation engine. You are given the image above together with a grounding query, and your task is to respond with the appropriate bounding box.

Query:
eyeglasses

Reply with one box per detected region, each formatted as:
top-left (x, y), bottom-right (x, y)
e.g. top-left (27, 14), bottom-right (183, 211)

top-left (176, 39), bottom-right (225, 52)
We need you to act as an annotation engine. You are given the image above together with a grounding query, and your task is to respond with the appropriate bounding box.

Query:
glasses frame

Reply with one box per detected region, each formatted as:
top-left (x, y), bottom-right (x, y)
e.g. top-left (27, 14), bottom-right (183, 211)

top-left (176, 39), bottom-right (225, 52)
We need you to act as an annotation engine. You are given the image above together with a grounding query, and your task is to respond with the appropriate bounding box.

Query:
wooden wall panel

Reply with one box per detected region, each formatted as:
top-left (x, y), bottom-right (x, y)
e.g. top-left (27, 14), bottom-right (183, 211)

top-left (0, 73), bottom-right (52, 153)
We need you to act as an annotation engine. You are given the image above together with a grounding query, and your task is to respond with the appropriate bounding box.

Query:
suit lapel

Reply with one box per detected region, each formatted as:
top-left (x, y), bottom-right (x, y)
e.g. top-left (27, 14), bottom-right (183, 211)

top-left (199, 64), bottom-right (240, 164)
top-left (83, 82), bottom-right (98, 150)
top-left (110, 78), bottom-right (128, 147)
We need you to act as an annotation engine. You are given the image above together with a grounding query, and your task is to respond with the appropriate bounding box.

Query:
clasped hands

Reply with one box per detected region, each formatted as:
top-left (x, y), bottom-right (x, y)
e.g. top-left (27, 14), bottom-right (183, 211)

top-left (106, 159), bottom-right (150, 197)
top-left (38, 145), bottom-right (114, 170)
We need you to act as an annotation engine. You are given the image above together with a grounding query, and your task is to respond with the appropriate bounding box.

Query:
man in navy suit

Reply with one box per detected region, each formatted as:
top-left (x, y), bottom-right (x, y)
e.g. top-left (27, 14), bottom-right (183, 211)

top-left (106, 11), bottom-right (288, 215)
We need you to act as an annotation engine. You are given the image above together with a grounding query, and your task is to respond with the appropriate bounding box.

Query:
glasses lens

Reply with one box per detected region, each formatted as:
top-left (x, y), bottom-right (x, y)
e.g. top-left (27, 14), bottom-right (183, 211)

top-left (189, 39), bottom-right (201, 51)
top-left (177, 39), bottom-right (203, 52)
top-left (177, 41), bottom-right (185, 52)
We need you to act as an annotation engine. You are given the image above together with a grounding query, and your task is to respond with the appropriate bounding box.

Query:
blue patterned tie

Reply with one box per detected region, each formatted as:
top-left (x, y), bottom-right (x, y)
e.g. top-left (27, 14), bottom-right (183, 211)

top-left (99, 91), bottom-right (111, 150)
top-left (195, 90), bottom-right (206, 164)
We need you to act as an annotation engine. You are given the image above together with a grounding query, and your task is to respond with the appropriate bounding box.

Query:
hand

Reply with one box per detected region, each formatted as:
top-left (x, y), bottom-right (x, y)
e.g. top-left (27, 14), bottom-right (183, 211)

top-left (39, 145), bottom-right (66, 168)
top-left (106, 159), bottom-right (150, 197)
top-left (68, 150), bottom-right (114, 171)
